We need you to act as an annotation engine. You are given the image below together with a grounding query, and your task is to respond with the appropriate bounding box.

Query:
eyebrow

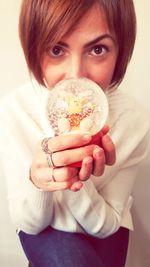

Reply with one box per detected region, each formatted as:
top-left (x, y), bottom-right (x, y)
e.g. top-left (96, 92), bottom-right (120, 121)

top-left (58, 34), bottom-right (115, 48)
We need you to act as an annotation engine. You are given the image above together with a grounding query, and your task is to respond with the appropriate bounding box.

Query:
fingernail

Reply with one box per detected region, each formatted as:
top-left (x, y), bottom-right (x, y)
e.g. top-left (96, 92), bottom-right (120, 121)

top-left (74, 183), bottom-right (83, 192)
top-left (94, 148), bottom-right (103, 157)
top-left (85, 158), bottom-right (93, 165)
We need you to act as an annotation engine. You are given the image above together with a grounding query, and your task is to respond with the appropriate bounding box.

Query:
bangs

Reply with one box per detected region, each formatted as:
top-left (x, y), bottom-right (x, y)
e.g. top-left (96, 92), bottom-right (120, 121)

top-left (38, 1), bottom-right (97, 52)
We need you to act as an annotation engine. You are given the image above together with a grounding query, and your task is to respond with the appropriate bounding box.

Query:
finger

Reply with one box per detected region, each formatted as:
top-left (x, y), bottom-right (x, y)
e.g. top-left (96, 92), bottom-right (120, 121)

top-left (33, 166), bottom-right (79, 183)
top-left (54, 167), bottom-right (78, 182)
top-left (101, 135), bottom-right (116, 165)
top-left (30, 167), bottom-right (53, 186)
top-left (70, 180), bottom-right (83, 192)
top-left (101, 125), bottom-right (110, 135)
top-left (53, 144), bottom-right (98, 167)
top-left (43, 175), bottom-right (82, 192)
top-left (93, 147), bottom-right (105, 176)
top-left (41, 180), bottom-right (73, 191)
top-left (46, 134), bottom-right (92, 152)
top-left (79, 156), bottom-right (93, 181)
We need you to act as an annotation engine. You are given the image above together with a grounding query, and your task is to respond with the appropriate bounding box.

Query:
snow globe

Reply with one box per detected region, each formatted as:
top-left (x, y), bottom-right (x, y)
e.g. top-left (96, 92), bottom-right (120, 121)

top-left (46, 78), bottom-right (109, 166)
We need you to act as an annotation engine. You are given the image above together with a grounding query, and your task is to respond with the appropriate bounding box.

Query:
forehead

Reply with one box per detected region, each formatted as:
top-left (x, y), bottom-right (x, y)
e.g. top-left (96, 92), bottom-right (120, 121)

top-left (62, 4), bottom-right (111, 42)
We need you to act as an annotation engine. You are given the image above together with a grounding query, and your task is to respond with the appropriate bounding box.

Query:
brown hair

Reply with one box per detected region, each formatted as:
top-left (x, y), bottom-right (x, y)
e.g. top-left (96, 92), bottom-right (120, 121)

top-left (19, 0), bottom-right (136, 88)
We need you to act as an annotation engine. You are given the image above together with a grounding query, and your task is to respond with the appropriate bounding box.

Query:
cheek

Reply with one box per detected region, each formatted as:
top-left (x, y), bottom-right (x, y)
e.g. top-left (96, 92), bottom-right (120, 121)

top-left (96, 68), bottom-right (113, 89)
top-left (44, 66), bottom-right (63, 88)
top-left (88, 60), bottom-right (116, 90)
top-left (42, 56), bottom-right (64, 88)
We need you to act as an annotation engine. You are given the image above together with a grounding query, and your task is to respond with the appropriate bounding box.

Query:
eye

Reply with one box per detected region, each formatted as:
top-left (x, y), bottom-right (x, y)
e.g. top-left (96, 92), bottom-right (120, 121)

top-left (49, 45), bottom-right (64, 57)
top-left (89, 45), bottom-right (108, 57)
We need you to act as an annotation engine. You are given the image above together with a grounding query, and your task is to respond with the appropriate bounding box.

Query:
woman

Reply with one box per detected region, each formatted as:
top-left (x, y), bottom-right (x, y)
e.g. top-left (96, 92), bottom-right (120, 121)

top-left (0, 0), bottom-right (149, 266)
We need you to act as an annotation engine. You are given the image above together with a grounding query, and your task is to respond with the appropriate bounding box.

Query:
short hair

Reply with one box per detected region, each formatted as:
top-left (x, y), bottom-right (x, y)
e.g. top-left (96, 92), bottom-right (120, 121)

top-left (19, 0), bottom-right (136, 88)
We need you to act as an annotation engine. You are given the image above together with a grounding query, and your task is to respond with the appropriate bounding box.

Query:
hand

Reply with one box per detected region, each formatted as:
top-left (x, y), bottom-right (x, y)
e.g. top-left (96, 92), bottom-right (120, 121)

top-left (79, 125), bottom-right (116, 179)
top-left (70, 125), bottom-right (115, 167)
top-left (70, 131), bottom-right (116, 190)
top-left (30, 126), bottom-right (116, 192)
top-left (30, 134), bottom-right (97, 192)
top-left (92, 131), bottom-right (116, 176)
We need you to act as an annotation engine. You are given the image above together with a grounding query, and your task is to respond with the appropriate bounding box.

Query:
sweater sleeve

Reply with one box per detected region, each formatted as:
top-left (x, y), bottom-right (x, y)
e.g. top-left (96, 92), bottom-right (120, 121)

top-left (0, 90), bottom-right (54, 234)
top-left (61, 165), bottom-right (137, 238)
top-left (1, 149), bottom-right (54, 234)
top-left (60, 107), bottom-right (150, 238)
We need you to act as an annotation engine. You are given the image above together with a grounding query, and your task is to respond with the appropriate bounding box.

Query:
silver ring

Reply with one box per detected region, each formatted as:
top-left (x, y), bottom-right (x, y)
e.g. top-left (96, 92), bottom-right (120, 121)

top-left (41, 137), bottom-right (52, 154)
top-left (46, 153), bottom-right (56, 168)
top-left (41, 138), bottom-right (56, 168)
top-left (51, 167), bottom-right (56, 182)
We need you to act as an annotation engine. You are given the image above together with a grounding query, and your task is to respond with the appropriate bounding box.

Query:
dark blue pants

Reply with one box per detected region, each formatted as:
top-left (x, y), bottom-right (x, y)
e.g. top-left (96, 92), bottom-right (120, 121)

top-left (19, 226), bottom-right (129, 267)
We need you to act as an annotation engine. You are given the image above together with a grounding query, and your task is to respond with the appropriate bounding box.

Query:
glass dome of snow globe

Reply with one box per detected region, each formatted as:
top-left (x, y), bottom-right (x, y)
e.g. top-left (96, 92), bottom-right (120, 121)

top-left (46, 78), bottom-right (109, 137)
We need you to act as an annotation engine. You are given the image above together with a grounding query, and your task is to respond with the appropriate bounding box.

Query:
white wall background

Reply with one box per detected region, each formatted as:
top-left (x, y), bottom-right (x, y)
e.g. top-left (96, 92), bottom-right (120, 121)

top-left (0, 1), bottom-right (150, 267)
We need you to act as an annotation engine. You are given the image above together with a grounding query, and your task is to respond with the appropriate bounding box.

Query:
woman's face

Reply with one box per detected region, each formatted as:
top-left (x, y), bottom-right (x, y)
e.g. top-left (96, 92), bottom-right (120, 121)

top-left (42, 5), bottom-right (118, 91)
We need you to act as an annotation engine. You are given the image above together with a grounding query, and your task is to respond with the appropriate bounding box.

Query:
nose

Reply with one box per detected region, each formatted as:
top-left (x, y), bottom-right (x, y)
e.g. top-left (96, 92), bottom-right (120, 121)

top-left (65, 56), bottom-right (87, 79)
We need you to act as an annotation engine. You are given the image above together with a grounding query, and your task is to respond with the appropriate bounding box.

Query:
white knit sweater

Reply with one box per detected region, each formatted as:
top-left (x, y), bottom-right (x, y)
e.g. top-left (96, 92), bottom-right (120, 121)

top-left (0, 80), bottom-right (149, 237)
